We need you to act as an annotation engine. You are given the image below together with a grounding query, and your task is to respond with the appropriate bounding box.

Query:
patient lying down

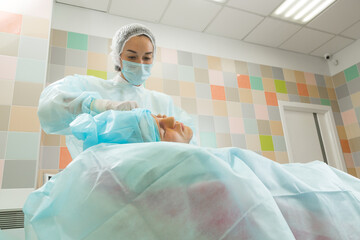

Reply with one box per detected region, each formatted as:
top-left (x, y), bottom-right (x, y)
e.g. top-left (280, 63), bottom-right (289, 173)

top-left (70, 108), bottom-right (193, 150)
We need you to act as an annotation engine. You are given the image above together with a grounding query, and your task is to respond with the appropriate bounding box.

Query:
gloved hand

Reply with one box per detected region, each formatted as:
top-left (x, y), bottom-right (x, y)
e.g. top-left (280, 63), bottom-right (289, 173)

top-left (90, 99), bottom-right (138, 113)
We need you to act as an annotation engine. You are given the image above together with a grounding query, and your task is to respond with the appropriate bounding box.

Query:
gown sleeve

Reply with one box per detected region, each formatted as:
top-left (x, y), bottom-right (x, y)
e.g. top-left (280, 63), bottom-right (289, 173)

top-left (37, 75), bottom-right (103, 135)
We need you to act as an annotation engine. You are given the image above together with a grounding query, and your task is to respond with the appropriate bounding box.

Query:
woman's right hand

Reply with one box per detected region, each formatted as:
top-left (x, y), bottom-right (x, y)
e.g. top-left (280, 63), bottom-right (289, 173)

top-left (91, 99), bottom-right (138, 113)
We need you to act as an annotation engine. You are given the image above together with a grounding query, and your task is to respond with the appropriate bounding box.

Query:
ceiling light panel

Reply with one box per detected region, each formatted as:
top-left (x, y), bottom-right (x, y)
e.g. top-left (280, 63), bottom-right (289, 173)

top-left (272, 0), bottom-right (337, 24)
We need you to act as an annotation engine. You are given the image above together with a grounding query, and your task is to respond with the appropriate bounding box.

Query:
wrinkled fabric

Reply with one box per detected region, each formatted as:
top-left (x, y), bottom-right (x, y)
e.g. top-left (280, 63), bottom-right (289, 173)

top-left (70, 109), bottom-right (160, 150)
top-left (37, 74), bottom-right (197, 158)
top-left (23, 143), bottom-right (360, 240)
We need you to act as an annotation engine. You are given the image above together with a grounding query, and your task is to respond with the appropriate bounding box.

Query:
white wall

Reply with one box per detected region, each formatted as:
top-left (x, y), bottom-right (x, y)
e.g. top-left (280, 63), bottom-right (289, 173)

top-left (328, 39), bottom-right (360, 76)
top-left (52, 3), bottom-right (332, 76)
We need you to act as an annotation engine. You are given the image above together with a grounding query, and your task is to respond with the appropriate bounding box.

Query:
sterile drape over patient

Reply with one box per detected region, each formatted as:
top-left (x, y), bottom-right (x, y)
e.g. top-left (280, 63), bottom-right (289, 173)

top-left (23, 142), bottom-right (360, 240)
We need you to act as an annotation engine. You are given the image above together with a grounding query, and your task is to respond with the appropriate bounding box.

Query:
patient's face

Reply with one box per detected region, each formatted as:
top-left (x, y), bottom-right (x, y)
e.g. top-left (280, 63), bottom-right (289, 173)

top-left (152, 115), bottom-right (193, 143)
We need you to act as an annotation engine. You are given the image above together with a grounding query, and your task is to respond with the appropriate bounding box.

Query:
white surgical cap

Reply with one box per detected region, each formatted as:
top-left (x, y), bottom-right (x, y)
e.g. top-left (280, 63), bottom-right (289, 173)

top-left (111, 23), bottom-right (156, 71)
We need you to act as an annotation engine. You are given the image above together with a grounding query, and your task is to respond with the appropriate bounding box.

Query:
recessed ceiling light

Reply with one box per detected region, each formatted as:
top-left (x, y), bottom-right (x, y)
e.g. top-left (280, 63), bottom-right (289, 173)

top-left (272, 0), bottom-right (336, 24)
top-left (210, 0), bottom-right (227, 3)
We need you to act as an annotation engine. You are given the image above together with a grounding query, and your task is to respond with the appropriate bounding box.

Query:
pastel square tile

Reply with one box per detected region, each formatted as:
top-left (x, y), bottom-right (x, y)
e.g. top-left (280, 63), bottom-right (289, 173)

top-left (273, 135), bottom-right (287, 151)
top-left (277, 93), bottom-right (289, 101)
top-left (265, 92), bottom-right (278, 106)
top-left (162, 63), bottom-right (178, 80)
top-left (304, 72), bottom-right (315, 85)
top-left (307, 85), bottom-right (320, 98)
top-left (198, 115), bottom-right (215, 132)
top-left (262, 78), bottom-right (276, 92)
top-left (297, 83), bottom-right (309, 96)
top-left (196, 99), bottom-right (214, 116)
top-left (315, 74), bottom-right (326, 87)
top-left (333, 112), bottom-right (344, 126)
top-left (9, 106), bottom-right (40, 132)
top-left (178, 65), bottom-right (195, 82)
top-left (241, 103), bottom-right (255, 118)
top-left (274, 79), bottom-right (287, 93)
top-left (268, 106), bottom-right (281, 121)
top-left (300, 96), bottom-right (310, 103)
top-left (213, 100), bottom-right (228, 116)
top-left (12, 82), bottom-right (43, 106)
top-left (335, 84), bottom-right (350, 100)
top-left (254, 104), bottom-right (269, 120)
top-left (243, 118), bottom-right (258, 134)
top-left (318, 87), bottom-right (328, 99)
top-left (320, 99), bottom-right (330, 106)
top-left (65, 48), bottom-right (88, 68)
top-left (207, 56), bottom-right (221, 70)
top-left (19, 36), bottom-right (48, 60)
top-left (40, 146), bottom-right (60, 169)
top-left (0, 159), bottom-right (3, 187)
top-left (50, 46), bottom-right (66, 65)
top-left (247, 63), bottom-right (261, 77)
top-left (179, 81), bottom-right (196, 98)
top-left (67, 32), bottom-right (88, 50)
top-left (88, 35), bottom-right (108, 54)
top-left (250, 76), bottom-right (263, 90)
top-left (257, 120), bottom-right (271, 135)
top-left (41, 130), bottom-right (60, 146)
top-left (221, 58), bottom-right (235, 72)
top-left (288, 94), bottom-right (301, 102)
top-left (151, 62), bottom-right (163, 78)
top-left (163, 79), bottom-right (180, 96)
top-left (235, 61), bottom-right (248, 75)
top-left (260, 135), bottom-right (274, 151)
top-left (327, 88), bottom-right (336, 100)
top-left (145, 77), bottom-right (163, 92)
top-left (171, 96), bottom-right (181, 108)
top-left (283, 69), bottom-right (296, 82)
top-left (59, 147), bottom-right (72, 169)
top-left (260, 65), bottom-right (273, 78)
top-left (194, 68), bottom-right (209, 83)
top-left (228, 117), bottom-right (244, 134)
top-left (5, 132), bottom-right (40, 160)
top-left (50, 29), bottom-right (67, 48)
top-left (225, 87), bottom-right (239, 102)
top-left (199, 132), bottom-right (217, 148)
top-left (351, 92), bottom-right (360, 108)
top-left (177, 51), bottom-right (193, 66)
top-left (2, 160), bottom-right (36, 188)
top-left (270, 120), bottom-right (284, 135)
top-left (0, 11), bottom-right (22, 34)
top-left (0, 105), bottom-right (10, 131)
top-left (338, 96), bottom-right (353, 112)
top-left (310, 97), bottom-right (321, 105)
top-left (156, 47), bottom-right (162, 62)
top-left (87, 69), bottom-right (106, 80)
top-left (87, 52), bottom-right (107, 72)
top-left (343, 153), bottom-right (354, 168)
top-left (347, 76), bottom-right (360, 95)
top-left (231, 134), bottom-right (246, 148)
top-left (342, 109), bottom-right (357, 125)
top-left (226, 101), bottom-right (242, 117)
top-left (16, 58), bottom-right (46, 83)
top-left (0, 55), bottom-right (17, 80)
top-left (355, 106), bottom-right (360, 122)
top-left (192, 54), bottom-right (208, 69)
top-left (332, 72), bottom-right (346, 88)
top-left (344, 65), bottom-right (359, 82)
top-left (0, 132), bottom-right (7, 159)
top-left (209, 69), bottom-right (224, 86)
top-left (223, 72), bottom-right (238, 88)
top-left (210, 85), bottom-right (226, 100)
top-left (349, 137), bottom-right (360, 152)
top-left (245, 134), bottom-right (261, 151)
top-left (216, 133), bottom-right (232, 147)
top-left (251, 90), bottom-right (266, 105)
top-left (21, 15), bottom-right (49, 39)
top-left (285, 82), bottom-right (298, 95)
top-left (347, 168), bottom-right (357, 177)
top-left (161, 48), bottom-right (177, 64)
top-left (275, 152), bottom-right (289, 164)
top-left (336, 126), bottom-right (347, 139)
top-left (237, 75), bottom-right (250, 89)
top-left (214, 116), bottom-right (230, 133)
top-left (272, 67), bottom-right (284, 80)
top-left (195, 83), bottom-right (211, 99)
top-left (47, 64), bottom-right (65, 84)
top-left (353, 152), bottom-right (360, 167)
top-left (0, 80), bottom-right (14, 105)
top-left (60, 135), bottom-right (67, 147)
top-left (262, 151), bottom-right (276, 161)
top-left (181, 97), bottom-right (197, 114)
top-left (238, 88), bottom-right (253, 103)
top-left (0, 32), bottom-right (19, 56)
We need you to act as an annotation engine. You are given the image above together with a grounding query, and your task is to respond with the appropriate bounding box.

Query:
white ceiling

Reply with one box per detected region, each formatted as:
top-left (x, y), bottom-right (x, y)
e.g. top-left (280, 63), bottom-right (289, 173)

top-left (56, 0), bottom-right (360, 58)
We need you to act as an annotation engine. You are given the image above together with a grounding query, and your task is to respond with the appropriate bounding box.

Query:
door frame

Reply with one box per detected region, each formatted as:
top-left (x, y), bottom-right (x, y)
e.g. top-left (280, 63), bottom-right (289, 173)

top-left (278, 101), bottom-right (347, 172)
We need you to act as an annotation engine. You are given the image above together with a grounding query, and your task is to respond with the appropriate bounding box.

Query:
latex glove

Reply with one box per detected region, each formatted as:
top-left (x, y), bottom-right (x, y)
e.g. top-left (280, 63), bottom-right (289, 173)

top-left (90, 99), bottom-right (138, 113)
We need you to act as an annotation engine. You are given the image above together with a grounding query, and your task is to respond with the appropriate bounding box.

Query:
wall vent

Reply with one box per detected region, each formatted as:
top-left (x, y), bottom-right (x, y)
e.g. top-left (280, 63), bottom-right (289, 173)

top-left (0, 210), bottom-right (24, 230)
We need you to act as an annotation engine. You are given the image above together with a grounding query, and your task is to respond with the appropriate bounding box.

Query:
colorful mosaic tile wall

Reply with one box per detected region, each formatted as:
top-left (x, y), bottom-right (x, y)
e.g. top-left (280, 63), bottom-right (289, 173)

top-left (332, 63), bottom-right (360, 177)
top-left (0, 0), bottom-right (52, 189)
top-left (36, 29), bottom-right (360, 180)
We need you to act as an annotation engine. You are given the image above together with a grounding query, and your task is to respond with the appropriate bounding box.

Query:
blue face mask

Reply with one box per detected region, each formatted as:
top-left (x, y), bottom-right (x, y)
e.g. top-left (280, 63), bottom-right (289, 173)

top-left (121, 59), bottom-right (153, 86)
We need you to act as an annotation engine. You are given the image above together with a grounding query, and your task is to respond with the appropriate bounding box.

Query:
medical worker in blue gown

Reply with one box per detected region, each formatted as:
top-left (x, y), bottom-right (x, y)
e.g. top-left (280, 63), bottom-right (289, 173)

top-left (38, 23), bottom-right (196, 158)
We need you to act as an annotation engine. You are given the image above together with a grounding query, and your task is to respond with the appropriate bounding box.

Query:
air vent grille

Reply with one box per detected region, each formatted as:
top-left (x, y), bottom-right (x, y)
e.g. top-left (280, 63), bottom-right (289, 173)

top-left (0, 210), bottom-right (24, 230)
